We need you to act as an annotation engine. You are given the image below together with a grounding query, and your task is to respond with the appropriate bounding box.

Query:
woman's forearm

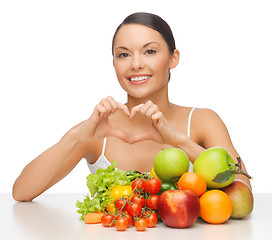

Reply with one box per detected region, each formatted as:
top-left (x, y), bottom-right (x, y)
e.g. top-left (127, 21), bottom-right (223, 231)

top-left (175, 135), bottom-right (205, 164)
top-left (12, 132), bottom-right (81, 201)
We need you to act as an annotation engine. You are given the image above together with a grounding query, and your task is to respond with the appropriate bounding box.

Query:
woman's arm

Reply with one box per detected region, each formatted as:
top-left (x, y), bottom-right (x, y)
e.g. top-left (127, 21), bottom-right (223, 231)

top-left (129, 102), bottom-right (206, 162)
top-left (129, 102), bottom-right (251, 188)
top-left (12, 127), bottom-right (90, 202)
top-left (189, 108), bottom-right (251, 188)
top-left (12, 97), bottom-right (130, 201)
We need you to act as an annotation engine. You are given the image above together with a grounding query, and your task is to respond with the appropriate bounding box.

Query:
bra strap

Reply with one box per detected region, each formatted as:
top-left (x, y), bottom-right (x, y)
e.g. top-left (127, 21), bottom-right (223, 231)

top-left (187, 107), bottom-right (196, 138)
top-left (101, 137), bottom-right (107, 155)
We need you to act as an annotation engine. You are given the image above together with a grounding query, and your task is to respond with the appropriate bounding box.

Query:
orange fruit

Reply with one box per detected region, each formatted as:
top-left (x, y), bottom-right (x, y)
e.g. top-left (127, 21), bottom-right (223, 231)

top-left (177, 172), bottom-right (207, 196)
top-left (199, 190), bottom-right (232, 224)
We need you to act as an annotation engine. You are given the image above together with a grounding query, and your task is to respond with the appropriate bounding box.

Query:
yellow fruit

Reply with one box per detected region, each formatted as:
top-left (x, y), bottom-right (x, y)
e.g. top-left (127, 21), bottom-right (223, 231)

top-left (105, 202), bottom-right (116, 213)
top-left (110, 185), bottom-right (132, 201)
top-left (150, 167), bottom-right (161, 181)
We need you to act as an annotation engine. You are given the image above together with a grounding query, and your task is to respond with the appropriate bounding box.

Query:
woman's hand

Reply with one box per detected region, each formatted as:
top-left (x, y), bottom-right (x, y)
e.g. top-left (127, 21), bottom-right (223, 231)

top-left (74, 96), bottom-right (130, 143)
top-left (129, 101), bottom-right (185, 146)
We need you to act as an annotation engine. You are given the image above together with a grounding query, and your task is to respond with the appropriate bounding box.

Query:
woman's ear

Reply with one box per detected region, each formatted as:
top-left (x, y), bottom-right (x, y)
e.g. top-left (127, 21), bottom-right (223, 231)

top-left (112, 58), bottom-right (116, 68)
top-left (169, 49), bottom-right (180, 69)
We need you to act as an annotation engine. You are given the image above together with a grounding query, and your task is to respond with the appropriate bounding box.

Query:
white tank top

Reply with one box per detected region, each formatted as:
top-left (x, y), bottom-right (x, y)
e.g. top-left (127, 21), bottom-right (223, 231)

top-left (87, 107), bottom-right (196, 173)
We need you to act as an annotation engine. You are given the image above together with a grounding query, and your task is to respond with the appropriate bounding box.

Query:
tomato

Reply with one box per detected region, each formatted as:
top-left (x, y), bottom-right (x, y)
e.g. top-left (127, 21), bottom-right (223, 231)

top-left (146, 194), bottom-right (159, 210)
top-left (130, 195), bottom-right (145, 207)
top-left (158, 182), bottom-right (177, 195)
top-left (101, 214), bottom-right (115, 227)
top-left (131, 179), bottom-right (145, 195)
top-left (134, 218), bottom-right (148, 231)
top-left (115, 217), bottom-right (128, 231)
top-left (115, 198), bottom-right (128, 211)
top-left (143, 211), bottom-right (158, 228)
top-left (127, 202), bottom-right (142, 217)
top-left (144, 178), bottom-right (161, 194)
top-left (118, 211), bottom-right (133, 227)
top-left (110, 185), bottom-right (132, 201)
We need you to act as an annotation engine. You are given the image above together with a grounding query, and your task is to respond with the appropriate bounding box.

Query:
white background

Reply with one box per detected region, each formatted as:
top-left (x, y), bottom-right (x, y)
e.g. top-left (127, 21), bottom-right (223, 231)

top-left (1, 0), bottom-right (271, 194)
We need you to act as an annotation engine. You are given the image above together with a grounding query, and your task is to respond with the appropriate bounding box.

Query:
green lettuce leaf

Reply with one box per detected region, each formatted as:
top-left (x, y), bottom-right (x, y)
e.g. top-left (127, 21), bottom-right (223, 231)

top-left (76, 161), bottom-right (143, 220)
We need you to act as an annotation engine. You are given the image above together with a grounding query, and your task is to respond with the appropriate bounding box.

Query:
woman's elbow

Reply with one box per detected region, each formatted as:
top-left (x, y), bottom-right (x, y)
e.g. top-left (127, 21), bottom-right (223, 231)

top-left (12, 185), bottom-right (34, 202)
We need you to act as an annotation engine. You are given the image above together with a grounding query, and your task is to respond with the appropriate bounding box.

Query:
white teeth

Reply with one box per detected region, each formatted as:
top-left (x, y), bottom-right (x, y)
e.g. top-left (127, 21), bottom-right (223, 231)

top-left (130, 76), bottom-right (151, 82)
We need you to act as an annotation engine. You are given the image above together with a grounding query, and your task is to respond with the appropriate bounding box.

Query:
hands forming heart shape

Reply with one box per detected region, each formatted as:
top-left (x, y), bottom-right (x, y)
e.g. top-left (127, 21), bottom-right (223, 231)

top-left (87, 97), bottom-right (182, 147)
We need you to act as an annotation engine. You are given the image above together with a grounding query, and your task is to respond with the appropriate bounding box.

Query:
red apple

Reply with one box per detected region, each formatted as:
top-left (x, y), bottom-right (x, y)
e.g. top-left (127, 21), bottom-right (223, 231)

top-left (157, 189), bottom-right (200, 228)
top-left (222, 180), bottom-right (254, 218)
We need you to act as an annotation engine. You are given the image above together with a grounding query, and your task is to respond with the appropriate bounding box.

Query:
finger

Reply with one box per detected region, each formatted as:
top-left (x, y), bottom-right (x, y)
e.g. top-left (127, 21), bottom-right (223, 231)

top-left (146, 104), bottom-right (159, 118)
top-left (106, 96), bottom-right (119, 114)
top-left (130, 103), bottom-right (145, 118)
top-left (117, 102), bottom-right (130, 116)
top-left (151, 111), bottom-right (163, 124)
top-left (100, 98), bottom-right (114, 114)
top-left (95, 104), bottom-right (107, 119)
top-left (97, 99), bottom-right (111, 119)
top-left (140, 100), bottom-right (154, 115)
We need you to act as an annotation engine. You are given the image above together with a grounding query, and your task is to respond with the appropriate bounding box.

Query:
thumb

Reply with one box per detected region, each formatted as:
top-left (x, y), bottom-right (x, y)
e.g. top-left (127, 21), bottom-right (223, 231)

top-left (108, 128), bottom-right (129, 143)
top-left (129, 132), bottom-right (150, 144)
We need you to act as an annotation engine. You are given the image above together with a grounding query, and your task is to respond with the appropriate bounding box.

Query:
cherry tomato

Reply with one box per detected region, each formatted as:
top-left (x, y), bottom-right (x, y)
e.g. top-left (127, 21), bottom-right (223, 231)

top-left (146, 194), bottom-right (159, 210)
top-left (115, 217), bottom-right (128, 231)
top-left (131, 179), bottom-right (145, 195)
top-left (131, 195), bottom-right (145, 207)
top-left (144, 178), bottom-right (161, 194)
top-left (127, 202), bottom-right (142, 217)
top-left (134, 218), bottom-right (148, 231)
top-left (142, 211), bottom-right (158, 228)
top-left (101, 214), bottom-right (115, 227)
top-left (115, 198), bottom-right (128, 211)
top-left (118, 211), bottom-right (133, 227)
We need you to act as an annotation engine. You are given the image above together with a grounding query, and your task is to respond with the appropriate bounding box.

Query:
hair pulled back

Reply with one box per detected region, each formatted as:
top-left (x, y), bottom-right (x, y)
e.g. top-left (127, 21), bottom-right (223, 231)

top-left (112, 12), bottom-right (176, 56)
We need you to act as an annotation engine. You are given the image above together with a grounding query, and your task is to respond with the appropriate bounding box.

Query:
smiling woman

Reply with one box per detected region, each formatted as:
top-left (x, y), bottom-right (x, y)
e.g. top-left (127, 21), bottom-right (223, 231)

top-left (12, 12), bottom-right (251, 202)
top-left (112, 23), bottom-right (179, 99)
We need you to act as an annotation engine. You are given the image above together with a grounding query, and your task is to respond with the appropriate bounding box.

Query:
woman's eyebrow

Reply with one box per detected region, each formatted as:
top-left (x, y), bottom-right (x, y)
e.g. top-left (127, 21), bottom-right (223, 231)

top-left (143, 42), bottom-right (160, 48)
top-left (114, 42), bottom-right (160, 52)
top-left (115, 46), bottom-right (129, 51)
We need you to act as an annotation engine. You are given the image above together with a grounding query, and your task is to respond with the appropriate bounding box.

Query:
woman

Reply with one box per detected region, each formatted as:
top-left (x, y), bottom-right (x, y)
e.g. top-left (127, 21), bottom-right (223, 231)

top-left (12, 12), bottom-right (251, 202)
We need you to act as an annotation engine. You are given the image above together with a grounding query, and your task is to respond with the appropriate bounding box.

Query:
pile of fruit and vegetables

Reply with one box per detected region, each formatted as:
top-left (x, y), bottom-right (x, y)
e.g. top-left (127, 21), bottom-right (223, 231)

top-left (76, 147), bottom-right (253, 231)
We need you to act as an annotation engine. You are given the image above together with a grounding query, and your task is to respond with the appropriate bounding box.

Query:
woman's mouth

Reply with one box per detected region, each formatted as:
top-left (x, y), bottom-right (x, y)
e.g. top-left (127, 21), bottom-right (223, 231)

top-left (128, 75), bottom-right (152, 84)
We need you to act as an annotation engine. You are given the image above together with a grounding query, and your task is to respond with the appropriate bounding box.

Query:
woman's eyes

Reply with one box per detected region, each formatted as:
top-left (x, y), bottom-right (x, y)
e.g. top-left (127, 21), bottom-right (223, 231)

top-left (116, 49), bottom-right (156, 58)
top-left (117, 53), bottom-right (129, 58)
top-left (145, 49), bottom-right (156, 55)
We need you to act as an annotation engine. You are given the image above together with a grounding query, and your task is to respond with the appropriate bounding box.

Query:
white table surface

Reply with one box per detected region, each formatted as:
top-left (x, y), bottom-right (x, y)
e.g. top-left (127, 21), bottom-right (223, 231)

top-left (1, 193), bottom-right (271, 240)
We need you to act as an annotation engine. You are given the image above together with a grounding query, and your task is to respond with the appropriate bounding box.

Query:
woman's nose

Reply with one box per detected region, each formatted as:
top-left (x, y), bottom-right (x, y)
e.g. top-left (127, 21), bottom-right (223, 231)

top-left (130, 54), bottom-right (144, 71)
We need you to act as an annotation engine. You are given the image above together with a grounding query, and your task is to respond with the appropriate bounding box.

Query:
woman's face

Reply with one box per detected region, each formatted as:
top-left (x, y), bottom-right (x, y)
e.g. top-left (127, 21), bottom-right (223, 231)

top-left (113, 24), bottom-right (179, 99)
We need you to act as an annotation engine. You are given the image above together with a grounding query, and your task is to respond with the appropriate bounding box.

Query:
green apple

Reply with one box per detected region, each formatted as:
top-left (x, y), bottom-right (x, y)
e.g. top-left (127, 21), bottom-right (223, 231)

top-left (153, 148), bottom-right (189, 183)
top-left (222, 180), bottom-right (254, 218)
top-left (193, 147), bottom-right (236, 189)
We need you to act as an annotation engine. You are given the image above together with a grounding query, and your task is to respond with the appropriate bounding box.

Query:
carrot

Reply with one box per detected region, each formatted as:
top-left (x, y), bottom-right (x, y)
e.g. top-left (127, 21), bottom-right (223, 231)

top-left (84, 212), bottom-right (104, 224)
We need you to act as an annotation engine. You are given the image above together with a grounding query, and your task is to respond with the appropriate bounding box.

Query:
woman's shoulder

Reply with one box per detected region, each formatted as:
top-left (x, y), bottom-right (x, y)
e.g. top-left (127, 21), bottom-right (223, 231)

top-left (190, 107), bottom-right (224, 130)
top-left (190, 107), bottom-right (230, 146)
top-left (192, 107), bottom-right (221, 120)
top-left (172, 104), bottom-right (219, 119)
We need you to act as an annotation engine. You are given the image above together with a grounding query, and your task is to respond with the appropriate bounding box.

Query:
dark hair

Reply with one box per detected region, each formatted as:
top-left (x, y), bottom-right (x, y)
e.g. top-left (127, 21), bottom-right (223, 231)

top-left (112, 12), bottom-right (176, 56)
